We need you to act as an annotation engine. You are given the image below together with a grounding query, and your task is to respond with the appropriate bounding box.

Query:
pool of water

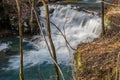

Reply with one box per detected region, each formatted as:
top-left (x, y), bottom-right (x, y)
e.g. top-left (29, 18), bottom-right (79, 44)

top-left (0, 37), bottom-right (72, 80)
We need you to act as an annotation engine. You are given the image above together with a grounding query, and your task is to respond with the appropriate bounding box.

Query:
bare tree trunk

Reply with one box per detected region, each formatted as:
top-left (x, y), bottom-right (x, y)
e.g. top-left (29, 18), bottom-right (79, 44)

top-left (101, 0), bottom-right (105, 35)
top-left (15, 0), bottom-right (24, 80)
top-left (41, 0), bottom-right (59, 80)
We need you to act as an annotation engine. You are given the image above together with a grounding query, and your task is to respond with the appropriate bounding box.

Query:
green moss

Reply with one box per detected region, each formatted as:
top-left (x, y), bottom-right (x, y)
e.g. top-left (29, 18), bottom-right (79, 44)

top-left (73, 51), bottom-right (83, 73)
top-left (105, 19), bottom-right (111, 26)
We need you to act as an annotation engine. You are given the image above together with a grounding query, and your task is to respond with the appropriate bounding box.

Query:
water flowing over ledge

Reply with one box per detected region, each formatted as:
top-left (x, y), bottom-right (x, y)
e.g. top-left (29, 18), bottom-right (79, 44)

top-left (4, 4), bottom-right (102, 70)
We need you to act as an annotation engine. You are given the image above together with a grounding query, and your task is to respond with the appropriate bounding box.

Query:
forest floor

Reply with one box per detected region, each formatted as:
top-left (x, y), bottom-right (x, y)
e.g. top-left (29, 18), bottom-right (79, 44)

top-left (77, 27), bottom-right (120, 80)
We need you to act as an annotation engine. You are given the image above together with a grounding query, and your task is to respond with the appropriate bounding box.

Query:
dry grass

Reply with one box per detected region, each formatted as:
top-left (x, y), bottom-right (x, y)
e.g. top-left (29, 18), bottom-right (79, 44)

top-left (76, 4), bottom-right (120, 78)
top-left (76, 3), bottom-right (120, 79)
top-left (77, 27), bottom-right (120, 80)
top-left (74, 2), bottom-right (120, 79)
top-left (105, 4), bottom-right (120, 28)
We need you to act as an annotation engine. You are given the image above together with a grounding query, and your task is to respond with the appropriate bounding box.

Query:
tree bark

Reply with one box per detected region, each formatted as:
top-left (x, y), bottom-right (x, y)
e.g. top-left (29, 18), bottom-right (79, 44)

top-left (101, 0), bottom-right (105, 35)
top-left (41, 0), bottom-right (59, 80)
top-left (15, 0), bottom-right (24, 80)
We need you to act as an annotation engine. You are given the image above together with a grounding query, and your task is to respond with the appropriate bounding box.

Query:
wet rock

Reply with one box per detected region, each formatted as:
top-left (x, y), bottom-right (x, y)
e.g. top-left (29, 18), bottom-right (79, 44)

top-left (0, 52), bottom-right (9, 70)
top-left (23, 20), bottom-right (31, 34)
top-left (49, 8), bottom-right (54, 14)
top-left (0, 51), bottom-right (7, 57)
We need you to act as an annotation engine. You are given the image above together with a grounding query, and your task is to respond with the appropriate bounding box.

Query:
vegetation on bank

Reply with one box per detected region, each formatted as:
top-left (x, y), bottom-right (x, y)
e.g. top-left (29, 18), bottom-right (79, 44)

top-left (75, 1), bottom-right (120, 80)
top-left (77, 28), bottom-right (120, 80)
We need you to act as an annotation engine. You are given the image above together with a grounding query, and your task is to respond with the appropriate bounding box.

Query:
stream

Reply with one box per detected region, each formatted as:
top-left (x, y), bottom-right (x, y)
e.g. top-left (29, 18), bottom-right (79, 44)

top-left (0, 1), bottom-right (102, 80)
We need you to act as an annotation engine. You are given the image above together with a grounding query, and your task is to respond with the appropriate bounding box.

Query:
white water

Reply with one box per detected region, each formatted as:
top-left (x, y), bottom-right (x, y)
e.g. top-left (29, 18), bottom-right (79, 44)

top-left (82, 0), bottom-right (99, 2)
top-left (5, 5), bottom-right (102, 70)
top-left (0, 42), bottom-right (10, 51)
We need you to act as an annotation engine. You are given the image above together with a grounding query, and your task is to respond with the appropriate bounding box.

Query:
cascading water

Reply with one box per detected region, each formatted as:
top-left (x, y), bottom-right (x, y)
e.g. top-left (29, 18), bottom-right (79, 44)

top-left (0, 4), bottom-right (102, 80)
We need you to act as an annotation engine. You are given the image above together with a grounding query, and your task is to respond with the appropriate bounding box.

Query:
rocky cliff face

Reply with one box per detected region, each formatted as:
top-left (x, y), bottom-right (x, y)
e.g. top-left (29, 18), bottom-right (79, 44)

top-left (0, 0), bottom-right (13, 37)
top-left (0, 0), bottom-right (41, 37)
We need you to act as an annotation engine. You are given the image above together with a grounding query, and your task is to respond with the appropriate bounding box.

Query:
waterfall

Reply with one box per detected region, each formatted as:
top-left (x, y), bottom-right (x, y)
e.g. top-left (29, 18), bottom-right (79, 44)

top-left (5, 4), bottom-right (102, 70)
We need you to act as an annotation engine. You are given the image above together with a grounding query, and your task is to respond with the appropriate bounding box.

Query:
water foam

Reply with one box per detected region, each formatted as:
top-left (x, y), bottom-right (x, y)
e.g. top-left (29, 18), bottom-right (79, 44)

top-left (0, 42), bottom-right (11, 51)
top-left (6, 4), bottom-right (102, 70)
